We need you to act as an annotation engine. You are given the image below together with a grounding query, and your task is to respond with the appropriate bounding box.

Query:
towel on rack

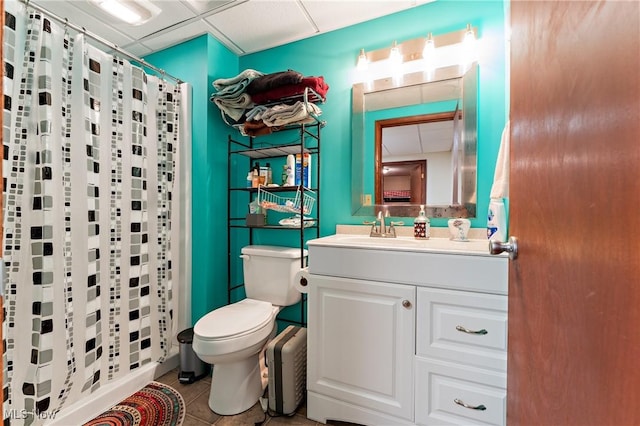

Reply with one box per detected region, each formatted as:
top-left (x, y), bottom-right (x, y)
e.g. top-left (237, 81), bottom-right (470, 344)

top-left (212, 93), bottom-right (254, 122)
top-left (261, 101), bottom-right (322, 127)
top-left (212, 69), bottom-right (263, 91)
top-left (490, 121), bottom-right (510, 199)
top-left (250, 76), bottom-right (329, 105)
top-left (246, 70), bottom-right (304, 95)
top-left (242, 120), bottom-right (273, 136)
top-left (211, 69), bottom-right (264, 100)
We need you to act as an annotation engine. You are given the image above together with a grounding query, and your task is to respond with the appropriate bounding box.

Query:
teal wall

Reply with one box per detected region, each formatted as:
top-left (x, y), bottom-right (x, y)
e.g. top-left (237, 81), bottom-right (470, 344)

top-left (145, 1), bottom-right (507, 323)
top-left (145, 35), bottom-right (238, 324)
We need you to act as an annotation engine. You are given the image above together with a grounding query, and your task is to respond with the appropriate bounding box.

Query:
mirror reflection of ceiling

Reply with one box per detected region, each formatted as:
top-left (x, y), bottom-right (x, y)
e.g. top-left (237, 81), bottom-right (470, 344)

top-left (364, 77), bottom-right (462, 111)
top-left (382, 120), bottom-right (454, 160)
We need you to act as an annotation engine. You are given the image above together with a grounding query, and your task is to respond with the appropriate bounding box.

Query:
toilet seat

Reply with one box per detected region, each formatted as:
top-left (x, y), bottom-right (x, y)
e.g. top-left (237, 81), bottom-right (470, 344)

top-left (194, 299), bottom-right (276, 341)
top-left (192, 299), bottom-right (280, 358)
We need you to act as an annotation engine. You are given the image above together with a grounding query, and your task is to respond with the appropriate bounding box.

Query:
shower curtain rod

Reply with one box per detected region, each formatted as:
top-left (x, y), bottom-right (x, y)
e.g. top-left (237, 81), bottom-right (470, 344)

top-left (20, 0), bottom-right (183, 84)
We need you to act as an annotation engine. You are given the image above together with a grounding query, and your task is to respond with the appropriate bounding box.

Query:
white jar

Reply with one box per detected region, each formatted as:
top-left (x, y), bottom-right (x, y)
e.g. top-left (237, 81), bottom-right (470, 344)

top-left (448, 218), bottom-right (471, 241)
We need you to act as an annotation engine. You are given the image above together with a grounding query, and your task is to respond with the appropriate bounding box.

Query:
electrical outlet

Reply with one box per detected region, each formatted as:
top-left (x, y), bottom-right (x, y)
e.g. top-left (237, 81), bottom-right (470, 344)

top-left (363, 194), bottom-right (372, 206)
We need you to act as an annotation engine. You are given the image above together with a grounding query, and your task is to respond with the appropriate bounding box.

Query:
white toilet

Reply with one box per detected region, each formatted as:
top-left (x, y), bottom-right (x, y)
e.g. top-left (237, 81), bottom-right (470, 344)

top-left (192, 245), bottom-right (307, 415)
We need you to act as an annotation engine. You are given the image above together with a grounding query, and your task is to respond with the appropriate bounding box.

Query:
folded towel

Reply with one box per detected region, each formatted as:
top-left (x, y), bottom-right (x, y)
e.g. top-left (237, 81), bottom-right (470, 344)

top-left (212, 69), bottom-right (263, 90)
top-left (490, 121), bottom-right (510, 199)
top-left (213, 93), bottom-right (254, 122)
top-left (250, 76), bottom-right (329, 105)
top-left (245, 105), bottom-right (268, 121)
top-left (246, 70), bottom-right (304, 95)
top-left (261, 101), bottom-right (322, 127)
top-left (211, 69), bottom-right (264, 100)
top-left (242, 120), bottom-right (273, 137)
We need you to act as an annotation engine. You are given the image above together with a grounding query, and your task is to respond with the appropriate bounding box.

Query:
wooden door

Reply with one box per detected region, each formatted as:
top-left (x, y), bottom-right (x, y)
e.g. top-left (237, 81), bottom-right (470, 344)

top-left (508, 2), bottom-right (640, 424)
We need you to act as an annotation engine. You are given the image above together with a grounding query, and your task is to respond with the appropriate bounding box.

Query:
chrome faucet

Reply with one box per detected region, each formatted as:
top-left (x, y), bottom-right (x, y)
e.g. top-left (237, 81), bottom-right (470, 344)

top-left (364, 210), bottom-right (404, 238)
top-left (377, 210), bottom-right (387, 235)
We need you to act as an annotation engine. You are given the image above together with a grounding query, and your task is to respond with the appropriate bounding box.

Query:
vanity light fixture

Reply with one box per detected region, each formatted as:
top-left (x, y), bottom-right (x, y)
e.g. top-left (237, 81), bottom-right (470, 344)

top-left (352, 25), bottom-right (479, 84)
top-left (356, 48), bottom-right (369, 72)
top-left (89, 0), bottom-right (161, 25)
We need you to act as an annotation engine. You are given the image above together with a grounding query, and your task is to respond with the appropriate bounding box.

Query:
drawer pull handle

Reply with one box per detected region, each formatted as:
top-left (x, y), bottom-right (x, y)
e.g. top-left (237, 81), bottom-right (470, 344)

top-left (454, 398), bottom-right (487, 411)
top-left (456, 325), bottom-right (488, 335)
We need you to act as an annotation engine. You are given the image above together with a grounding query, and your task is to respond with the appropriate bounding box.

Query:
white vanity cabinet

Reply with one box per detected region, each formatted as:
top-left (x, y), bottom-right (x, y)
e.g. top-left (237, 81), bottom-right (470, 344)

top-left (305, 235), bottom-right (508, 426)
top-left (307, 275), bottom-right (416, 424)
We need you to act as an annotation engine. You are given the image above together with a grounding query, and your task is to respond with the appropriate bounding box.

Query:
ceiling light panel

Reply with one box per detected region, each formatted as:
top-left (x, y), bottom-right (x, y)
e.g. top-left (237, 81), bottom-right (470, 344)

top-left (32, 0), bottom-right (135, 46)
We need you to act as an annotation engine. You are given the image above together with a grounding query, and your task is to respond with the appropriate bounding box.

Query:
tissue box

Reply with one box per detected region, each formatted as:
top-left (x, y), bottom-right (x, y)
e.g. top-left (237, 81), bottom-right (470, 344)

top-left (246, 213), bottom-right (266, 227)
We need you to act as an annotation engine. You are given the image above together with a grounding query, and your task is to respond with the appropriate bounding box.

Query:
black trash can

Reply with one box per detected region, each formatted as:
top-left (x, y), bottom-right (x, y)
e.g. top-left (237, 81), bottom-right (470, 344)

top-left (177, 327), bottom-right (211, 384)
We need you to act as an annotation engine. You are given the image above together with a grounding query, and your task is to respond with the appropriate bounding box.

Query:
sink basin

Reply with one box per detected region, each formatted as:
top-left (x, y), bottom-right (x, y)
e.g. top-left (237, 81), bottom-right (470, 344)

top-left (308, 234), bottom-right (491, 255)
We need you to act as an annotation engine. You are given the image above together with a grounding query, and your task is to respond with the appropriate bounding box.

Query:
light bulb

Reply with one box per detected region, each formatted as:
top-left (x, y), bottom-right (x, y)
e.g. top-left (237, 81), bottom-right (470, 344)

top-left (423, 33), bottom-right (436, 72)
top-left (463, 24), bottom-right (476, 54)
top-left (461, 24), bottom-right (477, 67)
top-left (389, 41), bottom-right (402, 67)
top-left (356, 49), bottom-right (369, 72)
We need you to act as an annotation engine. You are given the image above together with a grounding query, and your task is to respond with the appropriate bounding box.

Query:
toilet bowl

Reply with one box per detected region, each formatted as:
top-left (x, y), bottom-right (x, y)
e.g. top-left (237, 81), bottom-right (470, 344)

top-left (193, 299), bottom-right (279, 415)
top-left (192, 245), bottom-right (307, 415)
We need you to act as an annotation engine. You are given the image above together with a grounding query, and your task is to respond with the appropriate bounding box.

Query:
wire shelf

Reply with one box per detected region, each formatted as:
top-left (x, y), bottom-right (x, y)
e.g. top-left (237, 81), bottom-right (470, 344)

top-left (258, 186), bottom-right (316, 215)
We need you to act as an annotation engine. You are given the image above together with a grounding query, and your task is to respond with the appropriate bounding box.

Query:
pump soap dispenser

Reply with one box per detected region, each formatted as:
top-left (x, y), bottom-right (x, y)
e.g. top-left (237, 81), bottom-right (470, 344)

top-left (414, 205), bottom-right (430, 239)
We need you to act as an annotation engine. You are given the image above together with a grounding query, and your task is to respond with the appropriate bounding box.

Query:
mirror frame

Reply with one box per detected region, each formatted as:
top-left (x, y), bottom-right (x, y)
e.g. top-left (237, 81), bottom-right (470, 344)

top-left (351, 63), bottom-right (478, 218)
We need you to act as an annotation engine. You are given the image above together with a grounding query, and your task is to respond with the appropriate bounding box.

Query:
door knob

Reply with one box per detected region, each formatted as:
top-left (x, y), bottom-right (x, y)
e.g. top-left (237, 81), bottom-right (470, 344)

top-left (489, 236), bottom-right (518, 260)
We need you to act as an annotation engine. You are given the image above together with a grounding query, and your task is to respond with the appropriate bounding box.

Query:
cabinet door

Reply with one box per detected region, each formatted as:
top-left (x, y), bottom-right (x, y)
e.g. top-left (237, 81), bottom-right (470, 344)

top-left (308, 275), bottom-right (415, 420)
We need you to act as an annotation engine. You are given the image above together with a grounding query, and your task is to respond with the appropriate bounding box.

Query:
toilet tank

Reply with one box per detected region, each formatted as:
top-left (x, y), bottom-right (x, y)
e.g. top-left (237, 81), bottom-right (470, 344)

top-left (241, 245), bottom-right (308, 307)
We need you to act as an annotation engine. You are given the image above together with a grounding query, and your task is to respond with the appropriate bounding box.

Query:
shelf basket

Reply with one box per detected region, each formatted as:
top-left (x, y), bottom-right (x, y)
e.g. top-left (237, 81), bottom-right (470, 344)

top-left (258, 186), bottom-right (316, 215)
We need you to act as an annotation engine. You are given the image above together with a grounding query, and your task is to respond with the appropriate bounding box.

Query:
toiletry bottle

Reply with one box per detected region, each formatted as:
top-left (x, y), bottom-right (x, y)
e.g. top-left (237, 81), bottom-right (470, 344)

top-left (265, 162), bottom-right (272, 185)
top-left (414, 205), bottom-right (430, 239)
top-left (487, 198), bottom-right (507, 242)
top-left (246, 171), bottom-right (253, 188)
top-left (252, 162), bottom-right (260, 188)
top-left (281, 165), bottom-right (288, 186)
top-left (286, 154), bottom-right (295, 186)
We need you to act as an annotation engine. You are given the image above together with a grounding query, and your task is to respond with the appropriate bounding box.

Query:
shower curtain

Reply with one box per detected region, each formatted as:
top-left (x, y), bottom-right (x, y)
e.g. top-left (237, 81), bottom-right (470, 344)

top-left (2, 1), bottom-right (185, 424)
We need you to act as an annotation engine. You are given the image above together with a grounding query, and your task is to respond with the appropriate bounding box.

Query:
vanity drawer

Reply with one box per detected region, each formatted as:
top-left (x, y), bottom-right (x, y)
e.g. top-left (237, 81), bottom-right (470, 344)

top-left (415, 358), bottom-right (506, 426)
top-left (416, 287), bottom-right (507, 372)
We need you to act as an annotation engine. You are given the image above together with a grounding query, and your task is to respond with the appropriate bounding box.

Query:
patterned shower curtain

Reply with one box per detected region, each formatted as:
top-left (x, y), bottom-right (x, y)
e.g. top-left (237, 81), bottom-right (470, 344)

top-left (2, 1), bottom-right (183, 424)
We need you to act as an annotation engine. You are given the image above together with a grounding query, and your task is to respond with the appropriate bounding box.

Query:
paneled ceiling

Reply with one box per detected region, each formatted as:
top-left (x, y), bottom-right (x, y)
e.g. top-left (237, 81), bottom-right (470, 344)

top-left (31, 0), bottom-right (433, 57)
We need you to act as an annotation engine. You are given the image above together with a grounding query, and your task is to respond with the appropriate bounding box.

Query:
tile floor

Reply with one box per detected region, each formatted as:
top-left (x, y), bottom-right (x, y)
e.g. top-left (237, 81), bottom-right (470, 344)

top-left (155, 368), bottom-right (359, 426)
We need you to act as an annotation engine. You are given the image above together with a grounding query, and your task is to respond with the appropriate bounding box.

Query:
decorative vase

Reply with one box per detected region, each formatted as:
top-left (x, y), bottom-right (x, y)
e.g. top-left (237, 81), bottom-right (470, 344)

top-left (448, 218), bottom-right (471, 241)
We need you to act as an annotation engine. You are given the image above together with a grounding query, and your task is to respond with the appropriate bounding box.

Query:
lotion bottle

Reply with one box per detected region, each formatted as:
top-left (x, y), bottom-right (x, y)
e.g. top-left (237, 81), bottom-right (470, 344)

top-left (286, 154), bottom-right (295, 186)
top-left (414, 205), bottom-right (430, 239)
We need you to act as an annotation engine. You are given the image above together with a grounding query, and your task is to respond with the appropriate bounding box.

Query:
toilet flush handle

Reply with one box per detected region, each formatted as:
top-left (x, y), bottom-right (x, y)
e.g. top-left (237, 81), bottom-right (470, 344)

top-left (239, 254), bottom-right (250, 261)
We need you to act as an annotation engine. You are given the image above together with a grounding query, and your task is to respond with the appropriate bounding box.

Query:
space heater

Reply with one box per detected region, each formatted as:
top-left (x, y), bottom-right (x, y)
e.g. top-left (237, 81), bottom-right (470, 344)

top-left (266, 325), bottom-right (307, 415)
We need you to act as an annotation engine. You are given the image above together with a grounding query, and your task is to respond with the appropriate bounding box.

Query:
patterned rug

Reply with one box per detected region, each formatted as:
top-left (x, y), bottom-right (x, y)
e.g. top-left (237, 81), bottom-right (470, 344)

top-left (83, 381), bottom-right (185, 426)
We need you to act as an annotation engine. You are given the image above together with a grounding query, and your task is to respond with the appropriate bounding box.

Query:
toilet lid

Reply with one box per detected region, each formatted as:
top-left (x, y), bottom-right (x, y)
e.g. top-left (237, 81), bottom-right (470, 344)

top-left (194, 299), bottom-right (275, 340)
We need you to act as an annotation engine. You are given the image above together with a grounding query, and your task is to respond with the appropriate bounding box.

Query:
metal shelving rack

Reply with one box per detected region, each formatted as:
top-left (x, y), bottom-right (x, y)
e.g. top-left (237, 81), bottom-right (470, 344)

top-left (227, 121), bottom-right (322, 328)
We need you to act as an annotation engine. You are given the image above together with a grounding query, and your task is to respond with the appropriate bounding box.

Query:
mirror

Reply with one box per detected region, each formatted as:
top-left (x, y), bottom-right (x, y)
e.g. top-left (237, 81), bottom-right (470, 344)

top-left (352, 63), bottom-right (478, 218)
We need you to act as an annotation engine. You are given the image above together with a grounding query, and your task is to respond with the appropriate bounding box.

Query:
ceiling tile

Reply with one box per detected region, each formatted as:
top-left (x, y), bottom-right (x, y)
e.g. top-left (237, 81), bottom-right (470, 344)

top-left (205, 1), bottom-right (318, 53)
top-left (32, 0), bottom-right (438, 59)
top-left (121, 42), bottom-right (154, 58)
top-left (302, 0), bottom-right (434, 33)
top-left (142, 20), bottom-right (210, 51)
